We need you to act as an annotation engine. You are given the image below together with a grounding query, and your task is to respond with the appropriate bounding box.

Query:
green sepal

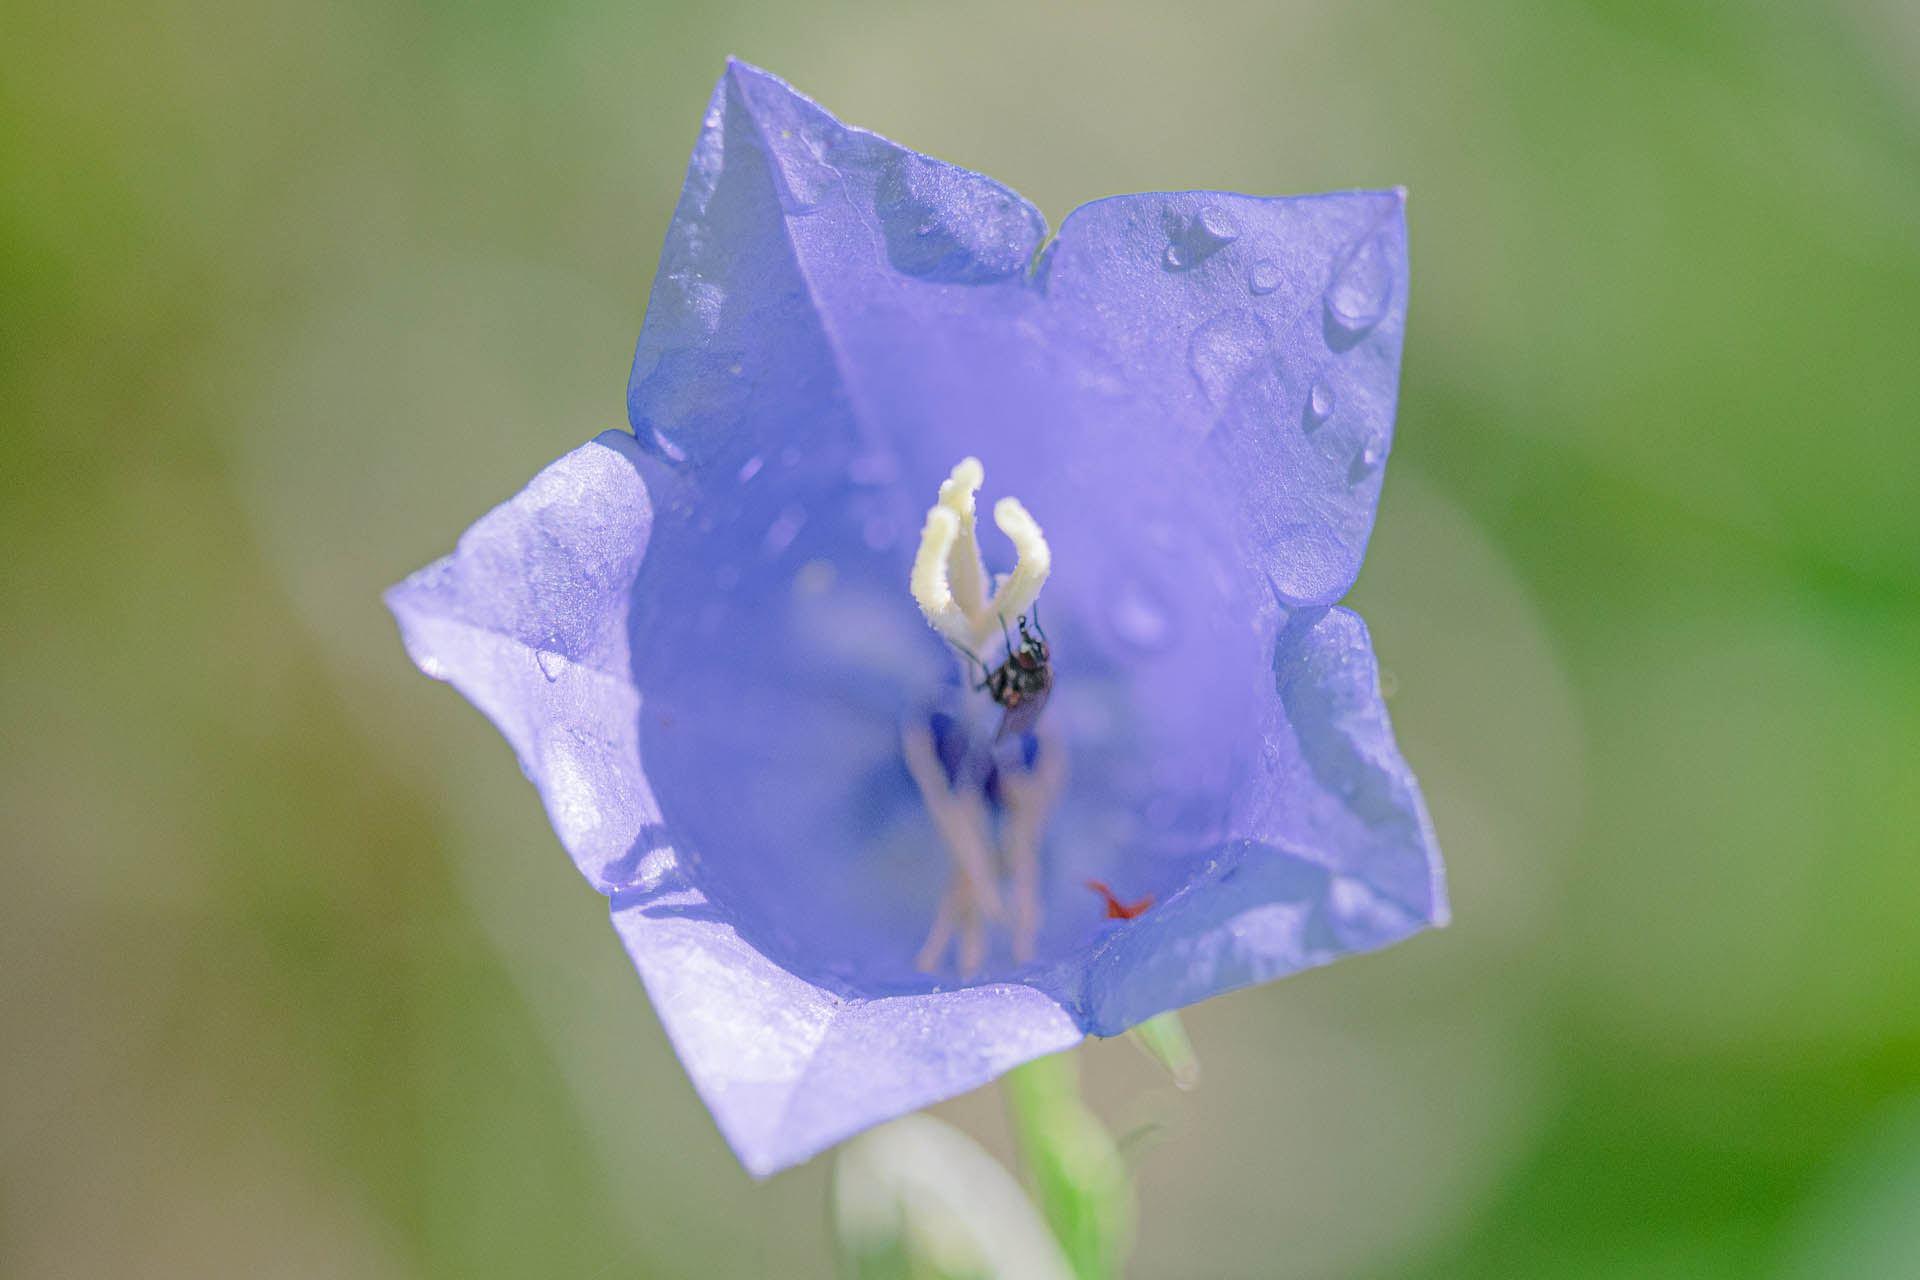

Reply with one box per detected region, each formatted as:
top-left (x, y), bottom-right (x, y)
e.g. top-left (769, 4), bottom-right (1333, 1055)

top-left (1002, 1051), bottom-right (1136, 1280)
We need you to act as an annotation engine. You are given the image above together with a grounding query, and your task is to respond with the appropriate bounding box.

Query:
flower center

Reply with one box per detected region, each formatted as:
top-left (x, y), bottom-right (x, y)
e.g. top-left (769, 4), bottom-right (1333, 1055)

top-left (904, 459), bottom-right (1063, 977)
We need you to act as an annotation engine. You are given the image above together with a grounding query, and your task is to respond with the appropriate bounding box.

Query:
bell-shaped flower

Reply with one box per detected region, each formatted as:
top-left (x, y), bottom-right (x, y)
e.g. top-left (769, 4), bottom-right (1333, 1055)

top-left (388, 59), bottom-right (1446, 1177)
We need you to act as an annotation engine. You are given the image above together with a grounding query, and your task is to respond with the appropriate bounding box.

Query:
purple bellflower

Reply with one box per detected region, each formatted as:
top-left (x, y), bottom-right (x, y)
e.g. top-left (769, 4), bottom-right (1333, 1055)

top-left (388, 59), bottom-right (1447, 1177)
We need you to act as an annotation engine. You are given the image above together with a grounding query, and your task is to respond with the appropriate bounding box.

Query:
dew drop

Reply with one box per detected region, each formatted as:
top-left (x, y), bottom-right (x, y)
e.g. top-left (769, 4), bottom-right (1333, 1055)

top-left (1348, 436), bottom-right (1385, 484)
top-left (1307, 381), bottom-right (1335, 427)
top-left (1163, 206), bottom-right (1237, 273)
top-left (1247, 259), bottom-right (1282, 295)
top-left (535, 649), bottom-right (565, 682)
top-left (648, 426), bottom-right (687, 464)
top-left (793, 558), bottom-right (837, 597)
top-left (736, 454), bottom-right (764, 484)
top-left (1187, 308), bottom-right (1269, 405)
top-left (763, 505), bottom-right (806, 557)
top-left (1109, 579), bottom-right (1174, 653)
top-left (1197, 205), bottom-right (1239, 243)
top-left (1325, 232), bottom-right (1393, 338)
top-left (874, 153), bottom-right (1037, 282)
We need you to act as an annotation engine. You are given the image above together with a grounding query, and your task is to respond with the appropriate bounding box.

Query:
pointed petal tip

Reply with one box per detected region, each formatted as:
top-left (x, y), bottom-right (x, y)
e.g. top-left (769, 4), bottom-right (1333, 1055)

top-left (719, 56), bottom-right (809, 107)
top-left (720, 53), bottom-right (762, 82)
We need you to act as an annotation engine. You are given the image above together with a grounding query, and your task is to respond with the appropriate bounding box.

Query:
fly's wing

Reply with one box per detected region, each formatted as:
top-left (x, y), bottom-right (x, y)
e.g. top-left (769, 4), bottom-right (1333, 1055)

top-left (993, 683), bottom-right (1051, 742)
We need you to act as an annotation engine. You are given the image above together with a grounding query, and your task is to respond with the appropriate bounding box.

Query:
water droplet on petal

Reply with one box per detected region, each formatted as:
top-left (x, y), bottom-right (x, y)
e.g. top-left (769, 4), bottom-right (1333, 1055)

top-left (648, 426), bottom-right (687, 464)
top-left (1197, 205), bottom-right (1239, 243)
top-left (1109, 578), bottom-right (1174, 653)
top-left (736, 454), bottom-right (764, 483)
top-left (1348, 436), bottom-right (1386, 484)
top-left (1187, 308), bottom-right (1270, 405)
top-left (793, 558), bottom-right (837, 597)
top-left (763, 505), bottom-right (806, 557)
top-left (1325, 232), bottom-right (1393, 338)
top-left (535, 649), bottom-right (564, 682)
top-left (1163, 206), bottom-right (1237, 273)
top-left (1247, 259), bottom-right (1282, 295)
top-left (874, 153), bottom-right (1038, 282)
top-left (1307, 381), bottom-right (1335, 427)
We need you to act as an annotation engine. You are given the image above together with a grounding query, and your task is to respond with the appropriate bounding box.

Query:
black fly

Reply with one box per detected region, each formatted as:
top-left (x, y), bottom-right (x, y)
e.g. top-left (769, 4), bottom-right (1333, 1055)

top-left (957, 609), bottom-right (1052, 741)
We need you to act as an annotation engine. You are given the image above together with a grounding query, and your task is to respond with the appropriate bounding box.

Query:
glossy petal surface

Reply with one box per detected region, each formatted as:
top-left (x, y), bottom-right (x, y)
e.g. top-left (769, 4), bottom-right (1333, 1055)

top-left (391, 60), bottom-right (1444, 1176)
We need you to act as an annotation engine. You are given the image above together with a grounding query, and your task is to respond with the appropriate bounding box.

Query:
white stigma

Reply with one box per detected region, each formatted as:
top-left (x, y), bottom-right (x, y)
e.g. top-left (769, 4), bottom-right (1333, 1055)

top-left (910, 457), bottom-right (1051, 655)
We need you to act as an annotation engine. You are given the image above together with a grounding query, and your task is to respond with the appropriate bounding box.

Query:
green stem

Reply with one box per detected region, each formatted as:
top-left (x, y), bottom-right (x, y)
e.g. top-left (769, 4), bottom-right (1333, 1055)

top-left (1001, 1050), bottom-right (1134, 1280)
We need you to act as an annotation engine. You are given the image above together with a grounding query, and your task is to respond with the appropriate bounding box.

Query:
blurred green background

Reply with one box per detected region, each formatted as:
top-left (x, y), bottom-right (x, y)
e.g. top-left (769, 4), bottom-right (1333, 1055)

top-left (6, 0), bottom-right (1919, 1275)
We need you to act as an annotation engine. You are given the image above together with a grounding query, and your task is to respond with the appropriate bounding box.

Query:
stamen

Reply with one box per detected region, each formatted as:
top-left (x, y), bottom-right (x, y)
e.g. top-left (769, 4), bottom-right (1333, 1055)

top-left (994, 727), bottom-right (1067, 963)
top-left (901, 719), bottom-right (1001, 976)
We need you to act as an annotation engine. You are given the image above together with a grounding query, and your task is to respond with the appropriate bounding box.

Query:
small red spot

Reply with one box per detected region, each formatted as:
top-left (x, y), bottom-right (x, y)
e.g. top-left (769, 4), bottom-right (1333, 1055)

top-left (1086, 879), bottom-right (1154, 920)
